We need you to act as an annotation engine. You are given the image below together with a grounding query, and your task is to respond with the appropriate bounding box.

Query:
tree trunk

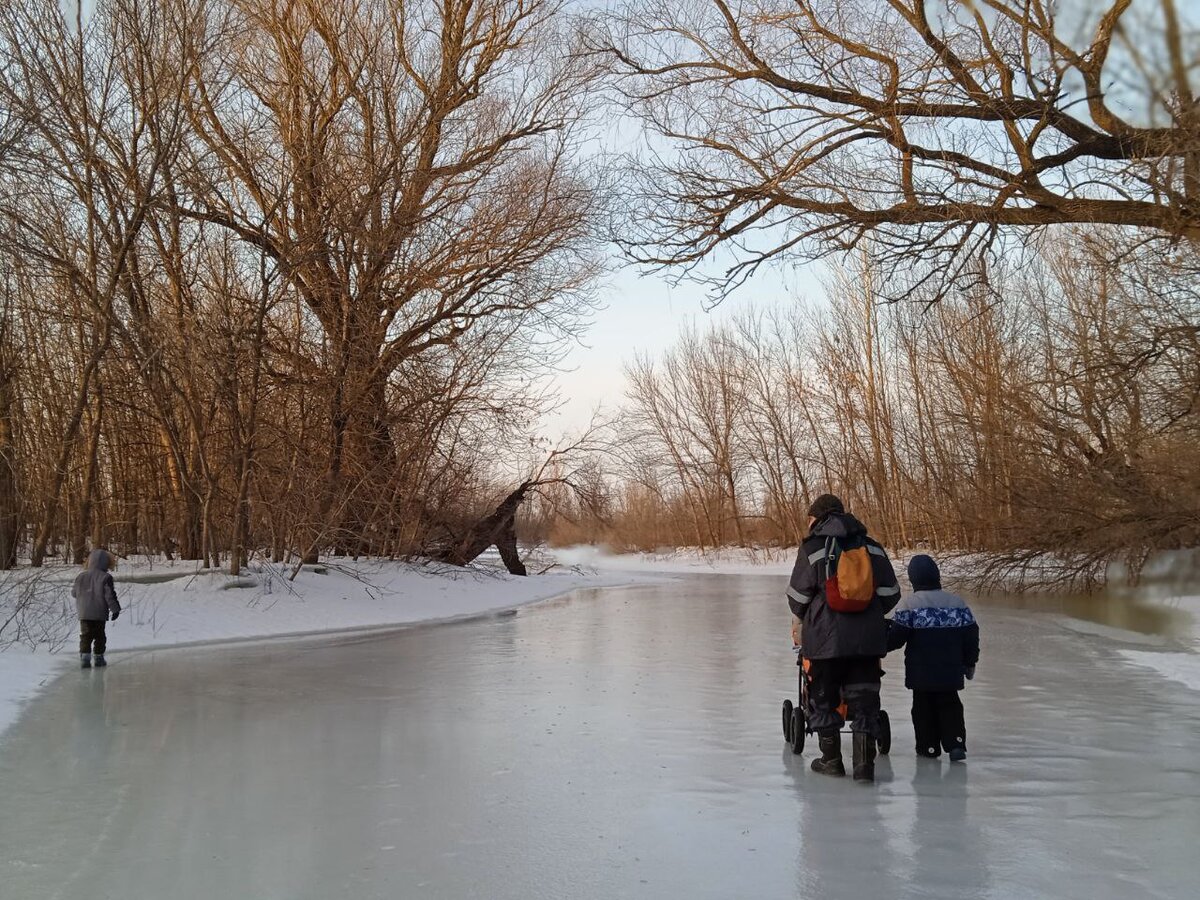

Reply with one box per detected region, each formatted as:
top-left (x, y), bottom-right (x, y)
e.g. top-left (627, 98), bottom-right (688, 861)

top-left (434, 482), bottom-right (532, 575)
top-left (31, 323), bottom-right (111, 567)
top-left (73, 388), bottom-right (105, 565)
top-left (0, 363), bottom-right (18, 569)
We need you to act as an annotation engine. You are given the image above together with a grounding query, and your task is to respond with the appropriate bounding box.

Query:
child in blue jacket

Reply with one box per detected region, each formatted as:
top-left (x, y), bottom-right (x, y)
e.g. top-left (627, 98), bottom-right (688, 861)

top-left (886, 555), bottom-right (979, 761)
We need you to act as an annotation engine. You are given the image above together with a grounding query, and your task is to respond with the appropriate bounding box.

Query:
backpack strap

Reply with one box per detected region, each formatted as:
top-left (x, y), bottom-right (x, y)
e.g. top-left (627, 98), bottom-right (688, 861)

top-left (824, 536), bottom-right (839, 574)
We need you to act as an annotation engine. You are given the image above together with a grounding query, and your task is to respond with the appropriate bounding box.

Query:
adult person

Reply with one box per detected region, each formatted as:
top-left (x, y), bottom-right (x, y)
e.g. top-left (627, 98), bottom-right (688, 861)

top-left (787, 494), bottom-right (900, 782)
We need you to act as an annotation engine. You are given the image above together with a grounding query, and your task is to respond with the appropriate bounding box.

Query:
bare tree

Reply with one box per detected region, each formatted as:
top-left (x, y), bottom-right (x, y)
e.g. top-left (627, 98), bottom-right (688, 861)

top-left (179, 0), bottom-right (602, 561)
top-left (592, 0), bottom-right (1200, 297)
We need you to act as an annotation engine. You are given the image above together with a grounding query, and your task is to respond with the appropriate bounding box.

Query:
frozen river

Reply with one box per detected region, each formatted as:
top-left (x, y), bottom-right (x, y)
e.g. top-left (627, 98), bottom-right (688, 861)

top-left (1, 576), bottom-right (1198, 899)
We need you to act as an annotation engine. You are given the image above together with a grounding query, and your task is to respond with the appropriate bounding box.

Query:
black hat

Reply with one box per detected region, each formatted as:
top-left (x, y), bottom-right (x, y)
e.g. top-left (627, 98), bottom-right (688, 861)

top-left (907, 554), bottom-right (942, 591)
top-left (807, 493), bottom-right (844, 521)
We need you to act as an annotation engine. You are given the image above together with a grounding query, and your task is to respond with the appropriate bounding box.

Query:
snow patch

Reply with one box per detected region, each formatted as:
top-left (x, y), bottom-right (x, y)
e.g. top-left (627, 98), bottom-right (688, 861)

top-left (0, 652), bottom-right (67, 739)
top-left (1119, 650), bottom-right (1200, 692)
top-left (1050, 616), bottom-right (1170, 647)
top-left (551, 544), bottom-right (795, 575)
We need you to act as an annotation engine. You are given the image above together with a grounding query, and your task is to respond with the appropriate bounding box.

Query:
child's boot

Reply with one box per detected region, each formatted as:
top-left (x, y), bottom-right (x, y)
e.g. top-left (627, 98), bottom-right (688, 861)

top-left (94, 655), bottom-right (107, 668)
top-left (80, 653), bottom-right (92, 669)
top-left (852, 732), bottom-right (876, 782)
top-left (810, 729), bottom-right (845, 776)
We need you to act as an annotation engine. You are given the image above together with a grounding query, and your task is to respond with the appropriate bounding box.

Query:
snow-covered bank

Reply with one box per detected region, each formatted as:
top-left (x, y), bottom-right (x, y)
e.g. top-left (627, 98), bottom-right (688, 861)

top-left (551, 544), bottom-right (796, 575)
top-left (7, 544), bottom-right (1200, 740)
top-left (1119, 650), bottom-right (1200, 692)
top-left (0, 559), bottom-right (663, 739)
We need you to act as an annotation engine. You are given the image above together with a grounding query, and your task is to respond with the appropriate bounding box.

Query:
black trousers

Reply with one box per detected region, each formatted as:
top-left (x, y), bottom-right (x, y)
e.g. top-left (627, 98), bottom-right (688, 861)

top-left (807, 656), bottom-right (882, 734)
top-left (911, 690), bottom-right (965, 757)
top-left (79, 619), bottom-right (107, 655)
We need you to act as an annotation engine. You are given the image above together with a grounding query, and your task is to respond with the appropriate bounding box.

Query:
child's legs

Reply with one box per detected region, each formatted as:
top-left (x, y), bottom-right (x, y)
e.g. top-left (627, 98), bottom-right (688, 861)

top-left (92, 620), bottom-right (107, 655)
top-left (79, 620), bottom-right (105, 655)
top-left (936, 691), bottom-right (965, 752)
top-left (911, 691), bottom-right (941, 757)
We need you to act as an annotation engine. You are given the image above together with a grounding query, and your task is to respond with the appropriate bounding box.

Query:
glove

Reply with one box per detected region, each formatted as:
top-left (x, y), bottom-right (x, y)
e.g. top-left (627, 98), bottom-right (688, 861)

top-left (110, 608), bottom-right (120, 622)
top-left (965, 665), bottom-right (975, 681)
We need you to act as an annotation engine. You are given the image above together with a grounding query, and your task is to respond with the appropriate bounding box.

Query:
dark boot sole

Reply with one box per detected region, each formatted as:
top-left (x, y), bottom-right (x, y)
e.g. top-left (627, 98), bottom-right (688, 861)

top-left (810, 759), bottom-right (846, 777)
top-left (853, 767), bottom-right (875, 783)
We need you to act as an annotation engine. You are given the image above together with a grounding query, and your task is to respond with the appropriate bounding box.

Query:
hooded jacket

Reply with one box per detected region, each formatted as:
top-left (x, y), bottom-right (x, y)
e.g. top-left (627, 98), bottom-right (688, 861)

top-left (72, 549), bottom-right (120, 621)
top-left (786, 513), bottom-right (900, 659)
top-left (886, 589), bottom-right (980, 691)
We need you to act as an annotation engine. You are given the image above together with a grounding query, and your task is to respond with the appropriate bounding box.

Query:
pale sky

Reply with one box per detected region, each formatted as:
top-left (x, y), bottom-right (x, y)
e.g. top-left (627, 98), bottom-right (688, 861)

top-left (547, 259), bottom-right (825, 434)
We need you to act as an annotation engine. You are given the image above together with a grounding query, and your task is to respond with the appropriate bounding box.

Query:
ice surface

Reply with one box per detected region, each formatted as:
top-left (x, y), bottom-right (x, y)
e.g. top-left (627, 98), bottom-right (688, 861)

top-left (1, 577), bottom-right (1198, 900)
top-left (0, 560), bottom-right (656, 737)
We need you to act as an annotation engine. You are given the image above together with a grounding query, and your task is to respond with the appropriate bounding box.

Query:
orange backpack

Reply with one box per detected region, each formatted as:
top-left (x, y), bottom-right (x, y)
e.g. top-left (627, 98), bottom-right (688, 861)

top-left (823, 537), bottom-right (875, 613)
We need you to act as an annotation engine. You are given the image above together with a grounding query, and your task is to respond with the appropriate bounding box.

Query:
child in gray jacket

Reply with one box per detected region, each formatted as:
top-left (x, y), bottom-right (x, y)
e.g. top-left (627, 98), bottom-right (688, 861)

top-left (72, 549), bottom-right (121, 668)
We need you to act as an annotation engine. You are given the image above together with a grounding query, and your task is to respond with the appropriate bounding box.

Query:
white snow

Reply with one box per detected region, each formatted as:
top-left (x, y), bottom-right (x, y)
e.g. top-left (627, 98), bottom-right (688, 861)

top-left (0, 651), bottom-right (62, 742)
top-left (0, 558), bottom-right (662, 739)
top-left (1118, 650), bottom-right (1200, 692)
top-left (551, 544), bottom-right (797, 575)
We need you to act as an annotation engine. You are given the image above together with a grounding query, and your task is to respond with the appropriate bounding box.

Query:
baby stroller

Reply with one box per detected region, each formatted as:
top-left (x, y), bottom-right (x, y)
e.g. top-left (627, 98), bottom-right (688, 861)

top-left (782, 648), bottom-right (891, 756)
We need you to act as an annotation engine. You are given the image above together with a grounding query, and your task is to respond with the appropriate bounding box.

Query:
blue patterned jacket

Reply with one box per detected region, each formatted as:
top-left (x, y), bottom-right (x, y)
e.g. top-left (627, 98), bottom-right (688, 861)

top-left (886, 589), bottom-right (980, 691)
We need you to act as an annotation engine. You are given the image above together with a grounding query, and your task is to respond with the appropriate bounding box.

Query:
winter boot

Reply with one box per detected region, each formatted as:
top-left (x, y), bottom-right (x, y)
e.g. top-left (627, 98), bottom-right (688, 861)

top-left (852, 732), bottom-right (876, 783)
top-left (94, 655), bottom-right (107, 668)
top-left (810, 729), bottom-right (845, 777)
top-left (80, 653), bottom-right (92, 669)
top-left (949, 747), bottom-right (966, 762)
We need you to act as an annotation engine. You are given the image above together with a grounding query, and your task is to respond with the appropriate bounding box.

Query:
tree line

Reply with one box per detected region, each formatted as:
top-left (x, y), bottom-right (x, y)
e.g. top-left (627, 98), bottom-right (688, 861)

top-left (1, 0), bottom-right (1197, 579)
top-left (543, 234), bottom-right (1199, 582)
top-left (0, 0), bottom-right (601, 573)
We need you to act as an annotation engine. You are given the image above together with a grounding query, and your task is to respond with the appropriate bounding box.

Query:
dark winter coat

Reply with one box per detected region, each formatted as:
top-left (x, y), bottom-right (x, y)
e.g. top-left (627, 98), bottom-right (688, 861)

top-left (72, 549), bottom-right (120, 621)
top-left (886, 589), bottom-right (980, 691)
top-left (786, 513), bottom-right (900, 660)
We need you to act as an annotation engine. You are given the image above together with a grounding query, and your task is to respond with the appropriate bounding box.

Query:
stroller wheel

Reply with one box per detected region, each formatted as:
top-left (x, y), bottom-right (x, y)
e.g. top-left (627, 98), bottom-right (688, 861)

top-left (791, 708), bottom-right (806, 754)
top-left (782, 700), bottom-right (794, 740)
top-left (877, 709), bottom-right (892, 756)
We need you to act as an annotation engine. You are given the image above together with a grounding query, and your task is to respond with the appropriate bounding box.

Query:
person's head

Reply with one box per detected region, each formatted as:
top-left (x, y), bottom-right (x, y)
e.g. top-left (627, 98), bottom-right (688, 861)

top-left (806, 493), bottom-right (844, 530)
top-left (907, 554), bottom-right (942, 591)
top-left (87, 548), bottom-right (111, 572)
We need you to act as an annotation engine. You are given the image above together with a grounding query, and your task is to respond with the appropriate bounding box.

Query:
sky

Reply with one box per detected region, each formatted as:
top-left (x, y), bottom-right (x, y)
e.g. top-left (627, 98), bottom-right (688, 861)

top-left (546, 258), bottom-right (826, 435)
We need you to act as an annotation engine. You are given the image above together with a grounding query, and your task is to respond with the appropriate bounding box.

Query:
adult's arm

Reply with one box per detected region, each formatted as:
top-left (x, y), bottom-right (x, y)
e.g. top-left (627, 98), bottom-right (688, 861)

top-left (787, 547), bottom-right (819, 619)
top-left (868, 541), bottom-right (901, 613)
top-left (885, 615), bottom-right (911, 652)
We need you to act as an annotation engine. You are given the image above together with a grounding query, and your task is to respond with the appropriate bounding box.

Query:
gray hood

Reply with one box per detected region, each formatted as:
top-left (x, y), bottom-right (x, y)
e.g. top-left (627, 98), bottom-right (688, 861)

top-left (87, 548), bottom-right (110, 572)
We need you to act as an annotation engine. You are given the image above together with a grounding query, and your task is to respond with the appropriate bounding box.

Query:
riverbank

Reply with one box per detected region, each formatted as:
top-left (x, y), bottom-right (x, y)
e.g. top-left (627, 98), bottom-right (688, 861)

top-left (5, 546), bottom-right (1199, 738)
top-left (0, 558), bottom-right (666, 739)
